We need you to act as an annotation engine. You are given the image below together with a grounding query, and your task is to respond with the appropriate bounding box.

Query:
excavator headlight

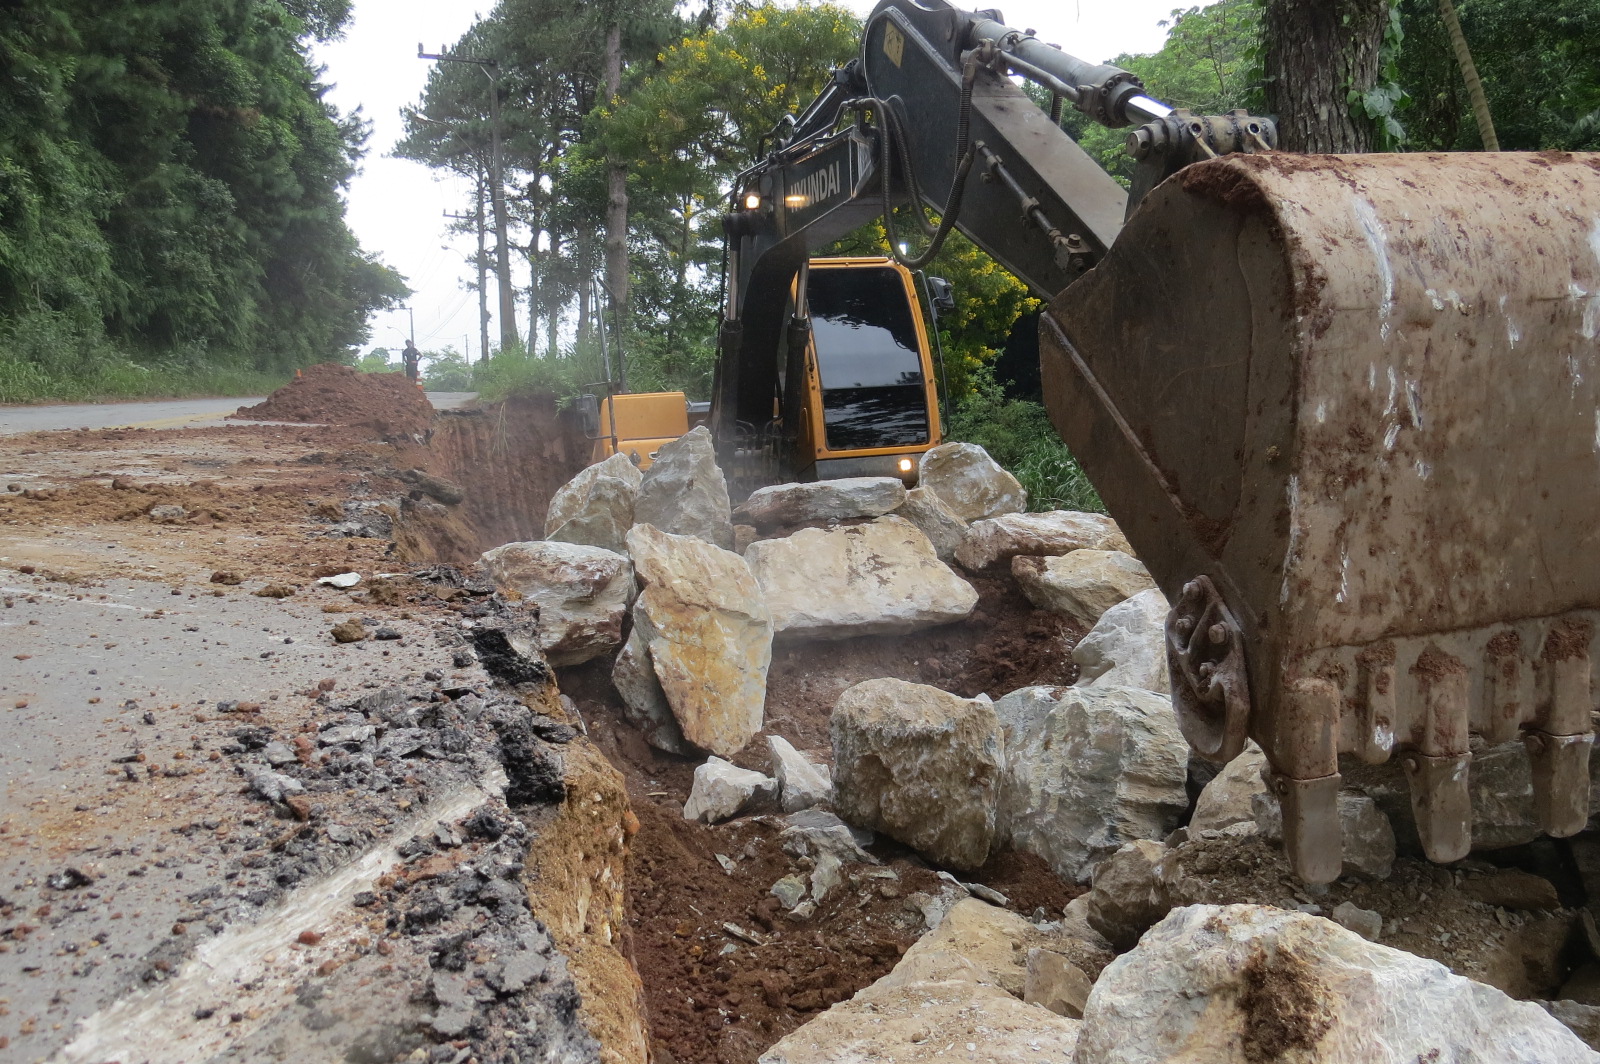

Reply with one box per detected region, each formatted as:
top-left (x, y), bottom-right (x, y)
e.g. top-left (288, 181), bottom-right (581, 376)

top-left (898, 457), bottom-right (914, 473)
top-left (744, 192), bottom-right (762, 210)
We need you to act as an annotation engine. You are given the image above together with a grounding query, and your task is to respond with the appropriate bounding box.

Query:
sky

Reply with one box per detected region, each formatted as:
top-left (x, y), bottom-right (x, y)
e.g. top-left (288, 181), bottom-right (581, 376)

top-left (313, 0), bottom-right (1193, 363)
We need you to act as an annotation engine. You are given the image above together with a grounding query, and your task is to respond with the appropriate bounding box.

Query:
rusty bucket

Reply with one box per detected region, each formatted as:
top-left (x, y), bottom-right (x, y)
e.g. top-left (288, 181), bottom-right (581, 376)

top-left (1042, 151), bottom-right (1600, 881)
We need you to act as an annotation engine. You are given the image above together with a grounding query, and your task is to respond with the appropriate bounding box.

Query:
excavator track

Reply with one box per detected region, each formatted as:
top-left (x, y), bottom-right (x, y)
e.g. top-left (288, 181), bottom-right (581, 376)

top-left (1042, 151), bottom-right (1600, 881)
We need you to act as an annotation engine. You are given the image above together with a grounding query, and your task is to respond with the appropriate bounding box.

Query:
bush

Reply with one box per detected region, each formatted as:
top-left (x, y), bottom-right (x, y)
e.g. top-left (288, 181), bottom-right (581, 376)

top-left (943, 366), bottom-right (1104, 514)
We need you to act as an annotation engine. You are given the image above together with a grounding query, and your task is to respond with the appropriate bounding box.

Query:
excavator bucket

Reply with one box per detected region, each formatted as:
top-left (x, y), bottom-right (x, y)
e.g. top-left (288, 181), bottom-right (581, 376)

top-left (1041, 151), bottom-right (1600, 882)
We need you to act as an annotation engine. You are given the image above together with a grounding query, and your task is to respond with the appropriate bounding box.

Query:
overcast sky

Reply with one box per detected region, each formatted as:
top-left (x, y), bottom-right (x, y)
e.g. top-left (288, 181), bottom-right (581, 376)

top-left (313, 0), bottom-right (1192, 362)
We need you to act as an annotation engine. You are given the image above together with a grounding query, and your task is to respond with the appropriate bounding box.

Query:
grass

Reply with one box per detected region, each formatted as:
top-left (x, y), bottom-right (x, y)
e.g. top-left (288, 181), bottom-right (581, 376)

top-left (0, 356), bottom-right (291, 404)
top-left (1010, 436), bottom-right (1105, 513)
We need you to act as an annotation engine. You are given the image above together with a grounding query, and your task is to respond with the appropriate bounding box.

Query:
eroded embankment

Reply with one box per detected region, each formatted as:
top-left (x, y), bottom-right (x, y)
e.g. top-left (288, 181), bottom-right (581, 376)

top-left (394, 395), bottom-right (590, 563)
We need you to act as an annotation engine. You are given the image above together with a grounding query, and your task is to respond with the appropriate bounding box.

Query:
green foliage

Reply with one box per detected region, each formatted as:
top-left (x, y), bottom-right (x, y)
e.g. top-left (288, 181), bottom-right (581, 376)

top-left (944, 366), bottom-right (1104, 514)
top-left (0, 0), bottom-right (408, 399)
top-left (1349, 2), bottom-right (1410, 148)
top-left (358, 347), bottom-right (395, 372)
top-left (422, 347), bottom-right (473, 390)
top-left (1395, 0), bottom-right (1600, 150)
top-left (1066, 0), bottom-right (1265, 183)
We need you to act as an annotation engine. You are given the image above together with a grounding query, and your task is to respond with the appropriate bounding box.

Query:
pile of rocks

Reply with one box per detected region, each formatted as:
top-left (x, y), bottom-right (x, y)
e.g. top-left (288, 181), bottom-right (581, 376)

top-left (761, 895), bottom-right (1599, 1064)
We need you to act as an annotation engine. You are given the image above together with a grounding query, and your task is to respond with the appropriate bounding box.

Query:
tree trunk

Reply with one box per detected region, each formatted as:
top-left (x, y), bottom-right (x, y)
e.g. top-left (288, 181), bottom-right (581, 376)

top-left (1436, 0), bottom-right (1498, 150)
top-left (486, 73), bottom-right (518, 352)
top-left (1263, 0), bottom-right (1390, 153)
top-left (603, 21), bottom-right (630, 311)
top-left (546, 232), bottom-right (561, 356)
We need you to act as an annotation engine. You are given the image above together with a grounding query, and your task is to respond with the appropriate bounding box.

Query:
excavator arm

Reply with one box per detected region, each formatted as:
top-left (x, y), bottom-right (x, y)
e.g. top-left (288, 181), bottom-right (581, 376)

top-left (713, 0), bottom-right (1600, 883)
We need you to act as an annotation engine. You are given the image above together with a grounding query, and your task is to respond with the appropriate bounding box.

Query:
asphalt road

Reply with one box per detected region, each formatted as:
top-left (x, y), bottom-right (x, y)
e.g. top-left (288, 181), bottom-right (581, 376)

top-left (0, 392), bottom-right (479, 435)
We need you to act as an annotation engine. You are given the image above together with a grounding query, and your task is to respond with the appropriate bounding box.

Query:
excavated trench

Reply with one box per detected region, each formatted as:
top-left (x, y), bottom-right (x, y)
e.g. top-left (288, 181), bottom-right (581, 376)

top-left (390, 396), bottom-right (1094, 1063)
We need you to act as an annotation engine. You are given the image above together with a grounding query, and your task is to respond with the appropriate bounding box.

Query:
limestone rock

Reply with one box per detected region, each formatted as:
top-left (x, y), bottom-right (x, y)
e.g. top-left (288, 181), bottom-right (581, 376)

top-left (683, 757), bottom-right (776, 823)
top-left (766, 735), bottom-right (832, 813)
top-left (1254, 789), bottom-right (1397, 880)
top-left (1189, 741), bottom-right (1268, 834)
top-left (1011, 549), bottom-right (1156, 627)
top-left (1025, 948), bottom-right (1094, 1018)
top-left (882, 898), bottom-right (1059, 997)
top-left (1543, 1001), bottom-right (1600, 1052)
top-left (745, 516), bottom-right (977, 639)
top-left (544, 452), bottom-right (641, 555)
top-left (917, 442), bottom-right (1027, 522)
top-left (1072, 587), bottom-right (1172, 695)
top-left (610, 628), bottom-right (689, 754)
top-left (734, 477), bottom-right (906, 529)
top-left (954, 509), bottom-right (1130, 573)
top-left (778, 808), bottom-right (876, 865)
top-left (1459, 870), bottom-right (1561, 911)
top-left (1075, 904), bottom-right (1599, 1064)
top-left (758, 976), bottom-right (1079, 1064)
top-left (479, 541), bottom-right (633, 666)
top-left (890, 486), bottom-right (968, 563)
top-left (627, 523), bottom-right (772, 757)
top-left (831, 678), bottom-right (1004, 869)
top-left (631, 426), bottom-right (733, 549)
top-left (1085, 839), bottom-right (1171, 950)
top-left (993, 685), bottom-right (1189, 882)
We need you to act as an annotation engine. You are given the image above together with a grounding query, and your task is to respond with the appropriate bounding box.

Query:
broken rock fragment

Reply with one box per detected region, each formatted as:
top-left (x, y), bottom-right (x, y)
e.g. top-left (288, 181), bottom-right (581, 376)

top-left (745, 516), bottom-right (977, 639)
top-left (830, 678), bottom-right (1003, 870)
top-left (766, 734), bottom-right (832, 813)
top-left (631, 426), bottom-right (734, 550)
top-left (683, 756), bottom-right (776, 823)
top-left (544, 451), bottom-right (641, 555)
top-left (917, 441), bottom-right (1028, 522)
top-left (479, 540), bottom-right (633, 666)
top-left (1075, 904), bottom-right (1599, 1064)
top-left (734, 476), bottom-right (906, 529)
top-left (994, 684), bottom-right (1189, 883)
top-left (1011, 548), bottom-right (1156, 627)
top-left (627, 523), bottom-right (771, 756)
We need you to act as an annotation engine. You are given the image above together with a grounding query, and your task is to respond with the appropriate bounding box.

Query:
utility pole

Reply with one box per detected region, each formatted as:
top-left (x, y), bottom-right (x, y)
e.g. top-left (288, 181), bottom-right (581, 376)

top-left (444, 178), bottom-right (490, 366)
top-left (419, 44), bottom-right (517, 354)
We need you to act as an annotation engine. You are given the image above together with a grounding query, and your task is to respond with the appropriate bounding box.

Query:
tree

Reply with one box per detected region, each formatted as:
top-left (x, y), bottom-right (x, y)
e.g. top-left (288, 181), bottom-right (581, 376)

top-left (1262, 0), bottom-right (1398, 152)
top-left (0, 0), bottom-right (407, 394)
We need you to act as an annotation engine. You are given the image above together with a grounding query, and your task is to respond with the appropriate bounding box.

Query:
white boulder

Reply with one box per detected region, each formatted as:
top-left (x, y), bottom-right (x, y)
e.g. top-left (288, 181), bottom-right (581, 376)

top-left (683, 756), bottom-right (777, 823)
top-left (1075, 904), bottom-right (1600, 1064)
top-left (917, 442), bottom-right (1028, 521)
top-left (1073, 587), bottom-right (1172, 695)
top-left (766, 735), bottom-right (832, 813)
top-left (627, 523), bottom-right (772, 757)
top-left (745, 516), bottom-right (977, 639)
top-left (544, 452), bottom-right (641, 554)
top-left (479, 541), bottom-right (633, 666)
top-left (632, 426), bottom-right (734, 550)
top-left (993, 684), bottom-right (1189, 883)
top-left (734, 477), bottom-right (906, 529)
top-left (1011, 549), bottom-right (1156, 627)
top-left (955, 509), bottom-right (1130, 572)
top-left (831, 678), bottom-right (1004, 870)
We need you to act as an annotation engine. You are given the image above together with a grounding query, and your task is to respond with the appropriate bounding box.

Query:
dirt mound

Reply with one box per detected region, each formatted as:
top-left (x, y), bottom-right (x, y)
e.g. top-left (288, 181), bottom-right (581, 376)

top-left (233, 363), bottom-right (433, 437)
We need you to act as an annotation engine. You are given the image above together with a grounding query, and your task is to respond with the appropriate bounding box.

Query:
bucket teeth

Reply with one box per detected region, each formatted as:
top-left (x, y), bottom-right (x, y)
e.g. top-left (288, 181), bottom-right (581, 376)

top-left (1481, 631), bottom-right (1524, 745)
top-left (1274, 772), bottom-right (1342, 884)
top-left (1526, 732), bottom-right (1593, 838)
top-left (1402, 751), bottom-right (1473, 863)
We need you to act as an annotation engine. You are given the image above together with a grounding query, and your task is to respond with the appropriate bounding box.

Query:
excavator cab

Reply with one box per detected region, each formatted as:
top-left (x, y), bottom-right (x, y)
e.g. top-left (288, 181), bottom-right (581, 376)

top-left (790, 257), bottom-right (942, 484)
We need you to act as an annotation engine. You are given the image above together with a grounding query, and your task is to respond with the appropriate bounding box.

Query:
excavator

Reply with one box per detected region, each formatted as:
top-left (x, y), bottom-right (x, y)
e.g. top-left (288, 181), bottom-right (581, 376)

top-left (707, 0), bottom-right (1600, 882)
